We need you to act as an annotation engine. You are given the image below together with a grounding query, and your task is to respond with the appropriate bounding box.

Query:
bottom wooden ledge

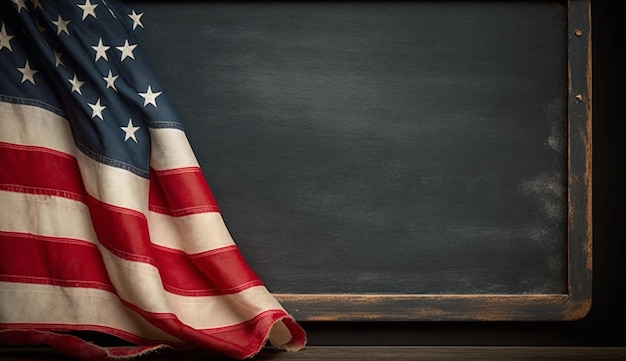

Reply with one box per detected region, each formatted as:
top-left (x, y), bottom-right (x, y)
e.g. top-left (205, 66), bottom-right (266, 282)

top-left (2, 346), bottom-right (626, 360)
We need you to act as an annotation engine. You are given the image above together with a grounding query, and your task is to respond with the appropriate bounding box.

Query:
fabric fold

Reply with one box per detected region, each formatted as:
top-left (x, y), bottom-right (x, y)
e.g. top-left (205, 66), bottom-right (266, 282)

top-left (0, 0), bottom-right (306, 359)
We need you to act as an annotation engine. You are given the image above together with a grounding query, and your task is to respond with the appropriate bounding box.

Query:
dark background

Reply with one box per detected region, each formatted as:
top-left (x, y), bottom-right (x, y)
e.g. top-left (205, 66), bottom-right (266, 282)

top-left (0, 1), bottom-right (620, 357)
top-left (299, 0), bottom-right (622, 347)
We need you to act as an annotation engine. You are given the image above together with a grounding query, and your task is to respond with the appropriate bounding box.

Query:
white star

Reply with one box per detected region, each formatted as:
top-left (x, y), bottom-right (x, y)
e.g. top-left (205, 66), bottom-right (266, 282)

top-left (77, 0), bottom-right (98, 20)
top-left (120, 118), bottom-right (140, 143)
top-left (88, 98), bottom-right (106, 120)
top-left (116, 39), bottom-right (137, 61)
top-left (11, 0), bottom-right (27, 13)
top-left (52, 15), bottom-right (71, 36)
top-left (54, 50), bottom-right (65, 67)
top-left (68, 73), bottom-right (85, 95)
top-left (31, 0), bottom-right (43, 10)
top-left (91, 37), bottom-right (109, 62)
top-left (0, 23), bottom-right (14, 52)
top-left (128, 10), bottom-right (144, 30)
top-left (103, 70), bottom-right (119, 91)
top-left (138, 85), bottom-right (162, 107)
top-left (18, 60), bottom-right (38, 84)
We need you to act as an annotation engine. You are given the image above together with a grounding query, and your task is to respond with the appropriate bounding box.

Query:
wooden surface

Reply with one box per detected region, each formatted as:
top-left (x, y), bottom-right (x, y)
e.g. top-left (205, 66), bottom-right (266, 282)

top-left (3, 346), bottom-right (626, 361)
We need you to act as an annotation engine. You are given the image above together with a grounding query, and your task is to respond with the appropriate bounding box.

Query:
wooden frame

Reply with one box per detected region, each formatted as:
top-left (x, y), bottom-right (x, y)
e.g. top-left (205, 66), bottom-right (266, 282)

top-left (271, 0), bottom-right (592, 321)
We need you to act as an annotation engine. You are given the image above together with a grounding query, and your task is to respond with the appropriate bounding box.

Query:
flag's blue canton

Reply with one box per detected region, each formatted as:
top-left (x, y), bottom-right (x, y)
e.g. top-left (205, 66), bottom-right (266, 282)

top-left (0, 0), bottom-right (183, 178)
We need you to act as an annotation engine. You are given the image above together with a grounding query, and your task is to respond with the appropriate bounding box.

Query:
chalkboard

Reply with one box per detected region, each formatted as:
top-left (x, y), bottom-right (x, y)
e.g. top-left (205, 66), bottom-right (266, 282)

top-left (134, 0), bottom-right (592, 321)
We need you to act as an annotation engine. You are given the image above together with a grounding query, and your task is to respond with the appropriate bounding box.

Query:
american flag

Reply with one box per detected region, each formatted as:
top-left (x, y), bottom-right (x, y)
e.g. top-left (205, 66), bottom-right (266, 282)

top-left (0, 0), bottom-right (306, 359)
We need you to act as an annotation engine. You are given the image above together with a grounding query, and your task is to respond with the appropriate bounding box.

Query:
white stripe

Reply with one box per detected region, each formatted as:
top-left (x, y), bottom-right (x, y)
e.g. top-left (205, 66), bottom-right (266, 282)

top-left (148, 211), bottom-right (235, 254)
top-left (1, 99), bottom-right (148, 213)
top-left (76, 150), bottom-right (150, 214)
top-left (1, 190), bottom-right (235, 255)
top-left (99, 245), bottom-right (286, 329)
top-left (0, 191), bottom-right (284, 329)
top-left (149, 127), bottom-right (199, 170)
top-left (167, 286), bottom-right (289, 331)
top-left (0, 103), bottom-right (283, 329)
top-left (0, 101), bottom-right (193, 215)
top-left (0, 101), bottom-right (75, 155)
top-left (0, 281), bottom-right (181, 343)
top-left (0, 102), bottom-right (200, 173)
top-left (0, 190), bottom-right (96, 244)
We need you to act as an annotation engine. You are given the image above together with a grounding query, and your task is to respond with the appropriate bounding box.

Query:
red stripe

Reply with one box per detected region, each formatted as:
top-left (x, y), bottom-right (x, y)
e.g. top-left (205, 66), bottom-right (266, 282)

top-left (155, 245), bottom-right (263, 296)
top-left (86, 194), bottom-right (156, 265)
top-left (189, 246), bottom-right (263, 293)
top-left (0, 229), bottom-right (261, 296)
top-left (0, 327), bottom-right (181, 359)
top-left (77, 196), bottom-right (261, 295)
top-left (116, 300), bottom-right (299, 360)
top-left (150, 245), bottom-right (221, 295)
top-left (0, 324), bottom-right (180, 348)
top-left (0, 231), bottom-right (114, 292)
top-left (0, 308), bottom-right (305, 360)
top-left (0, 142), bottom-right (86, 202)
top-left (0, 143), bottom-right (260, 295)
top-left (149, 167), bottom-right (219, 216)
top-left (1, 305), bottom-right (304, 358)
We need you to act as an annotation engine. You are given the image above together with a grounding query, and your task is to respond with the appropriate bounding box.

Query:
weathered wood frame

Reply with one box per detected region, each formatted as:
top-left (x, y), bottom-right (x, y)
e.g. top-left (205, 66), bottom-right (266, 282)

top-left (274, 0), bottom-right (592, 322)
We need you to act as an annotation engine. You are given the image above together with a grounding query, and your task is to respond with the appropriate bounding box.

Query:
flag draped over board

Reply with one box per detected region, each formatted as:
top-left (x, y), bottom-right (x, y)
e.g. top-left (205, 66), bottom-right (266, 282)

top-left (0, 0), bottom-right (306, 359)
